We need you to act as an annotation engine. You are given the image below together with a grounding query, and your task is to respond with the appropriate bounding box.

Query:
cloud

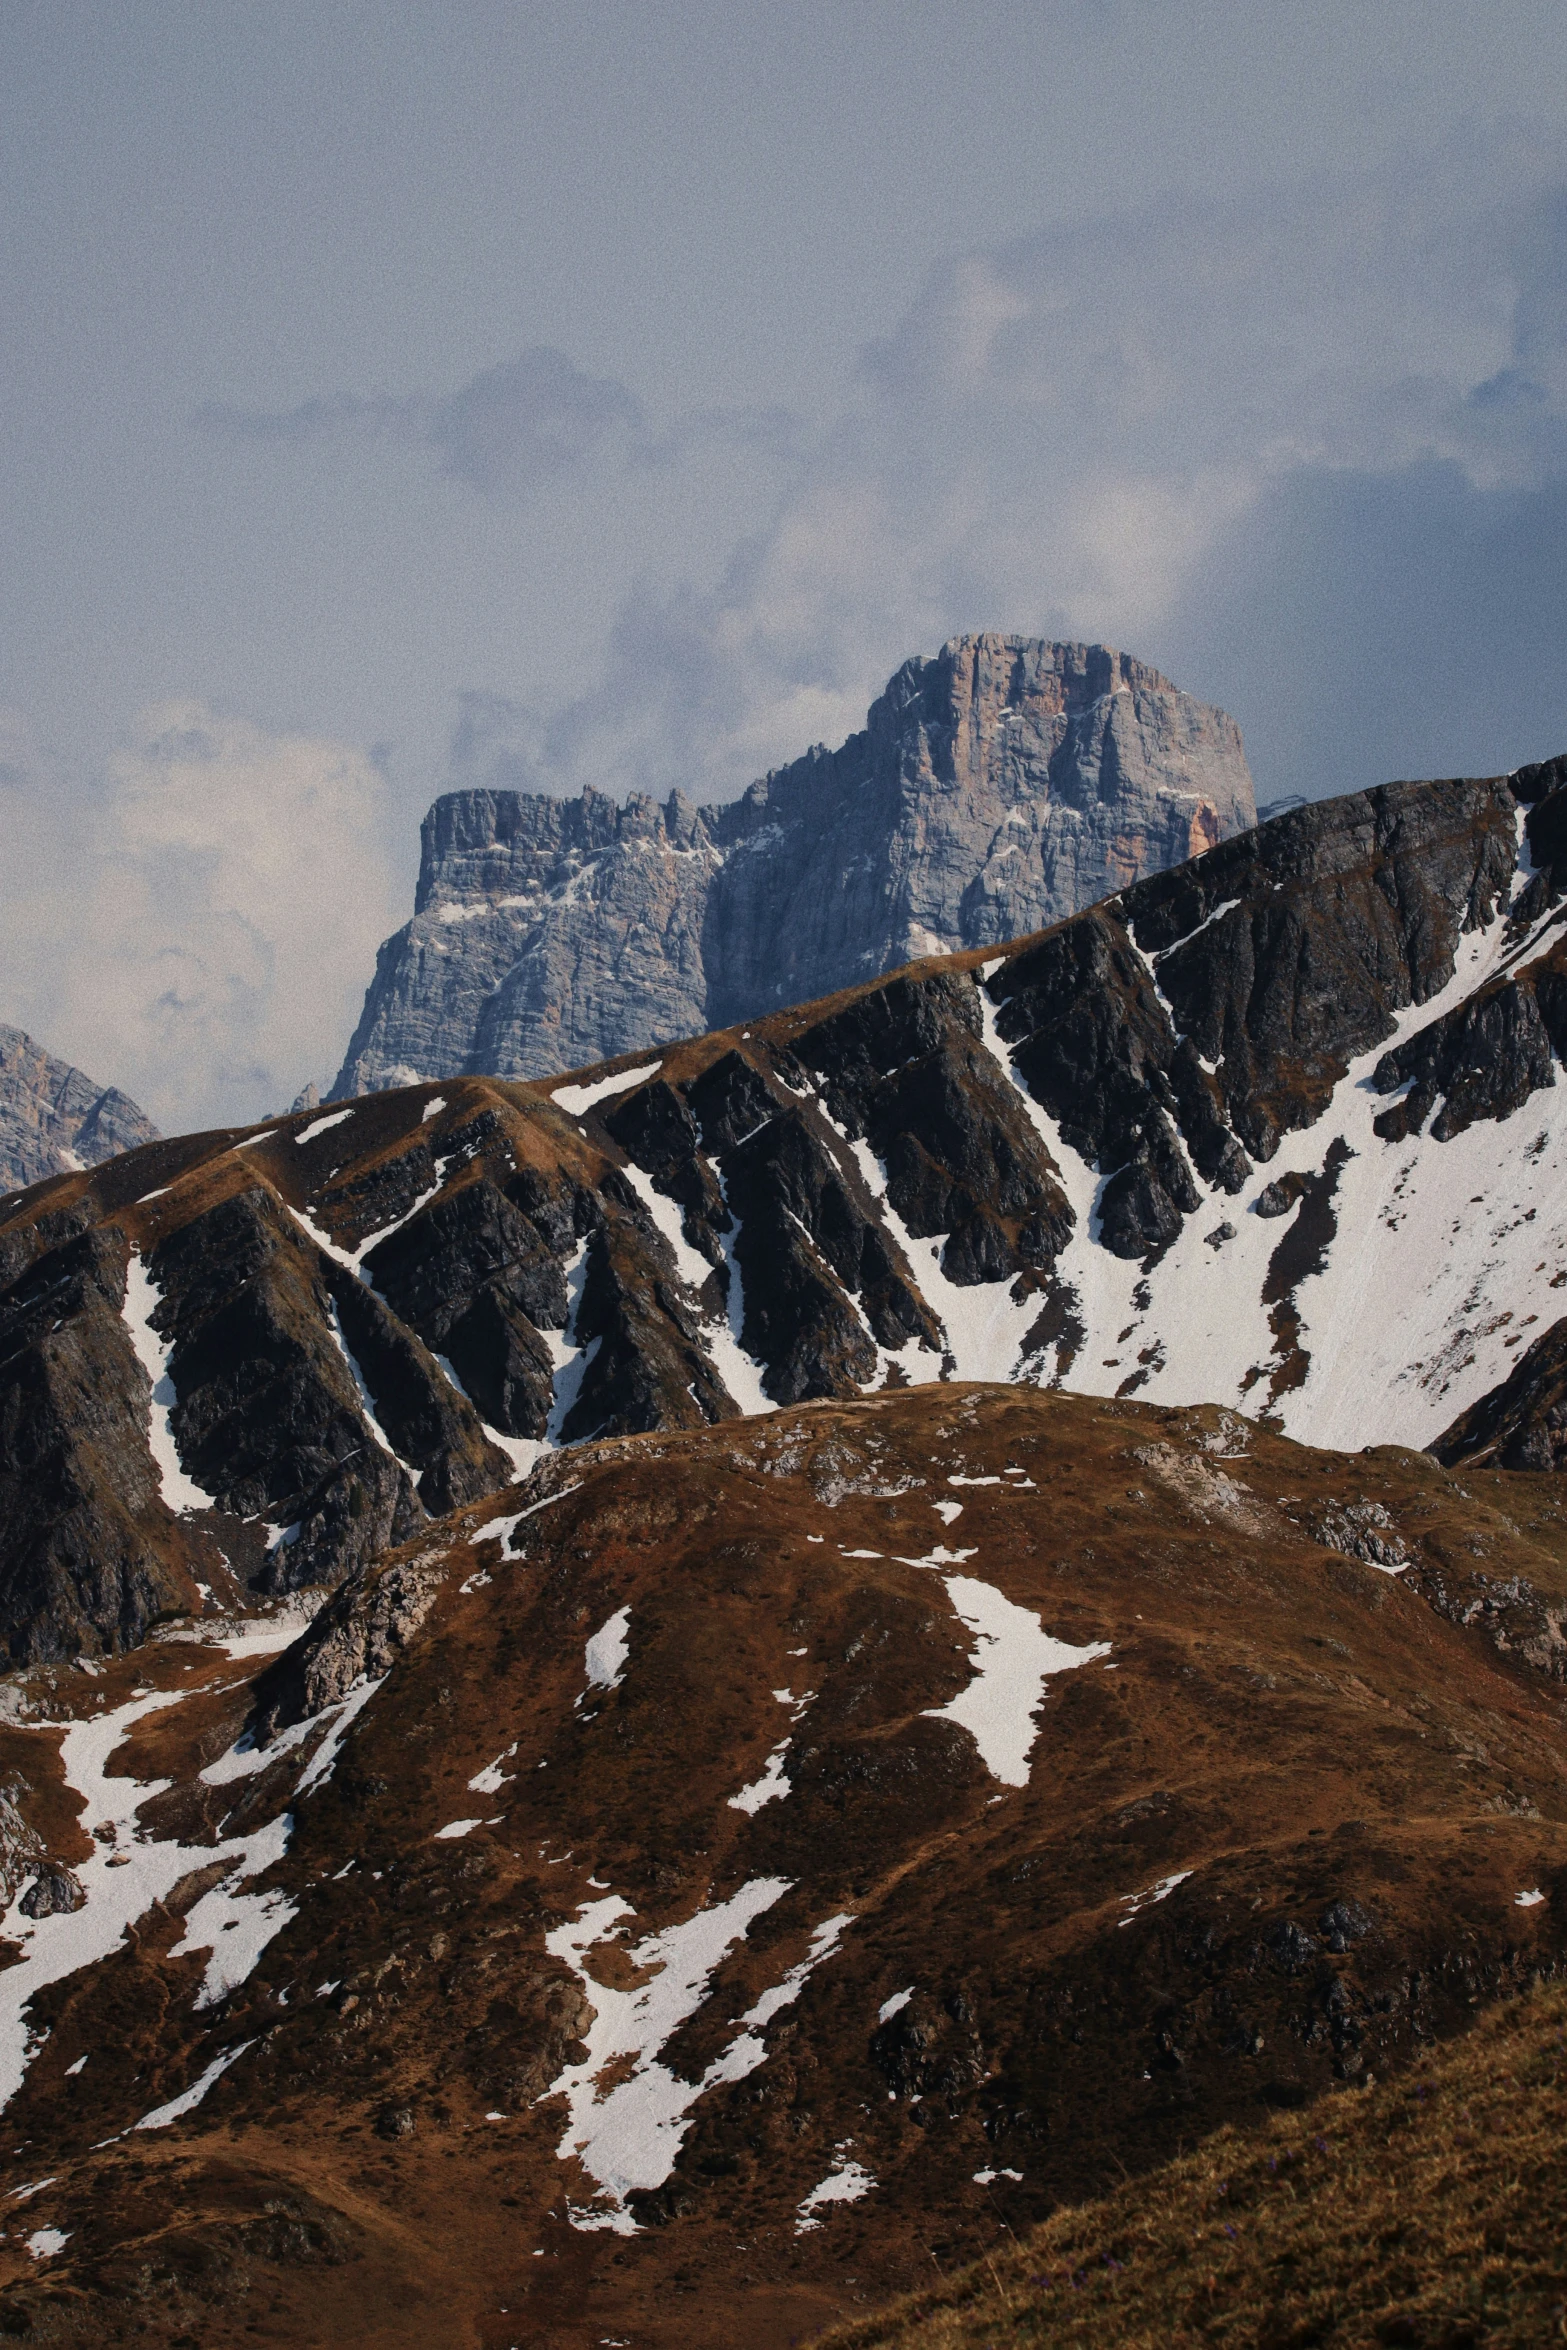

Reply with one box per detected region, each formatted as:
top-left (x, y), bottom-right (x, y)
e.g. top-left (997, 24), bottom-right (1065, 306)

top-left (1162, 459), bottom-right (1567, 801)
top-left (195, 345), bottom-right (644, 496)
top-left (0, 706), bottom-right (400, 1133)
top-left (459, 127), bottom-right (1567, 811)
top-left (429, 349), bottom-right (643, 493)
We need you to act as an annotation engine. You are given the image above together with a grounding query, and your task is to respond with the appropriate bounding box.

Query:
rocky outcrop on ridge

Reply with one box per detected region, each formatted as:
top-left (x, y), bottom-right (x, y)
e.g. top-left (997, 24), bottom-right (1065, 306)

top-left (3, 753), bottom-right (1567, 1659)
top-left (332, 635), bottom-right (1255, 1093)
top-left (0, 1026), bottom-right (158, 1195)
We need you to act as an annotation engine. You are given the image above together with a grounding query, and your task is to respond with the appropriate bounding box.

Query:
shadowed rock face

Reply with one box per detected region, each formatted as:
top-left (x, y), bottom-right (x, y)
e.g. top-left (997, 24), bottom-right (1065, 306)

top-left (0, 1027), bottom-right (158, 1196)
top-left (1434, 1316), bottom-right (1567, 1472)
top-left (3, 756), bottom-right (1567, 1660)
top-left (332, 635), bottom-right (1255, 1094)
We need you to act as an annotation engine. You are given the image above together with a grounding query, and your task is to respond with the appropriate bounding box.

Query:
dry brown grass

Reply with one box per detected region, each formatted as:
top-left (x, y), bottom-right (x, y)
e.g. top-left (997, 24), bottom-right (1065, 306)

top-left (821, 1984), bottom-right (1567, 2349)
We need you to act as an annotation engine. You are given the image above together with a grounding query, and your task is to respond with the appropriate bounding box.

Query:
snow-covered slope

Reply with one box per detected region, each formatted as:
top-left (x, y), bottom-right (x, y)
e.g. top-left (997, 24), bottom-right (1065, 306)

top-left (951, 892), bottom-right (1567, 1452)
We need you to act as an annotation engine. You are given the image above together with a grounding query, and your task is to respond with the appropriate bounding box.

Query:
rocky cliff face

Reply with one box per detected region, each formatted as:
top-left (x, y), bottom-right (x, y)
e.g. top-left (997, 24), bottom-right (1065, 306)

top-left (332, 636), bottom-right (1255, 1093)
top-left (3, 750), bottom-right (1565, 1662)
top-left (0, 1026), bottom-right (158, 1195)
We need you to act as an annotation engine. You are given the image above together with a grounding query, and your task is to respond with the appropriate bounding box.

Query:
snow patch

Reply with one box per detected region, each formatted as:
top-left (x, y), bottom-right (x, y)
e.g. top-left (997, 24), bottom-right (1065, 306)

top-left (168, 1813), bottom-right (296, 2008)
top-left (728, 1740), bottom-right (791, 1815)
top-left (924, 1576), bottom-right (1110, 1786)
top-left (132, 2039), bottom-right (255, 2130)
top-left (1120, 1869), bottom-right (1192, 1924)
top-left (0, 1670), bottom-right (383, 2113)
top-left (621, 1163), bottom-right (773, 1415)
top-left (544, 1877), bottom-right (791, 2231)
top-left (967, 891), bottom-right (1567, 1452)
top-left (795, 2145), bottom-right (875, 2233)
top-left (324, 1300), bottom-right (418, 1479)
top-left (469, 1744), bottom-right (517, 1797)
top-left (582, 1608), bottom-right (631, 1697)
top-left (831, 1111), bottom-right (1035, 1387)
top-left (434, 1357), bottom-right (545, 1481)
top-left (547, 1241), bottom-right (602, 1443)
top-left (545, 1895), bottom-right (852, 2233)
top-left (552, 1063), bottom-right (662, 1116)
top-left (121, 1257), bottom-right (219, 1515)
top-left (294, 1110), bottom-right (354, 1145)
top-left (734, 1910), bottom-right (851, 2033)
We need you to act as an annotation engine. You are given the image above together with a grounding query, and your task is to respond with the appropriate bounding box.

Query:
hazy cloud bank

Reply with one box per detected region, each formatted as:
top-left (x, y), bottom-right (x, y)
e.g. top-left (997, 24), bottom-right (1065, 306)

top-left (0, 706), bottom-right (399, 1134)
top-left (197, 344), bottom-right (644, 496)
top-left (426, 131), bottom-right (1567, 813)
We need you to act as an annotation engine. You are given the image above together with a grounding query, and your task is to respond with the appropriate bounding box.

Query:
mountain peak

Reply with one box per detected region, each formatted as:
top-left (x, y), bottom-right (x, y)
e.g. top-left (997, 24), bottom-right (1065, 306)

top-left (333, 635), bottom-right (1254, 1099)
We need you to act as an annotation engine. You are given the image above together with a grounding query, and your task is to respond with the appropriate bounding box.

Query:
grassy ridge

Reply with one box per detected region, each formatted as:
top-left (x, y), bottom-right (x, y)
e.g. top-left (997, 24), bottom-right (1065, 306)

top-left (822, 1984), bottom-right (1567, 2349)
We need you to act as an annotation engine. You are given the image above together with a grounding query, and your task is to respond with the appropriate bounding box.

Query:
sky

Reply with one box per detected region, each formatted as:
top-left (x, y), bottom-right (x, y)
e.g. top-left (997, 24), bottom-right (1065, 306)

top-left (4, 0), bottom-right (1567, 1131)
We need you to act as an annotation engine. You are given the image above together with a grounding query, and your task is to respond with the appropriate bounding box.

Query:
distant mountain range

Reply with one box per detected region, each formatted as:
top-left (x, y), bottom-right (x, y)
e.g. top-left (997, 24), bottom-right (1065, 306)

top-left (0, 1026), bottom-right (158, 1196)
top-left (3, 746), bottom-right (1565, 1662)
top-left (332, 634), bottom-right (1255, 1096)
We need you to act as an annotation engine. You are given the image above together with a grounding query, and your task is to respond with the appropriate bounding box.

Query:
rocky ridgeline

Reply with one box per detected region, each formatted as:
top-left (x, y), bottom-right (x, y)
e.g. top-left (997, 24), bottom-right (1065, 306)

top-left (332, 635), bottom-right (1255, 1093)
top-left (2, 754), bottom-right (1567, 1659)
top-left (0, 1026), bottom-right (158, 1195)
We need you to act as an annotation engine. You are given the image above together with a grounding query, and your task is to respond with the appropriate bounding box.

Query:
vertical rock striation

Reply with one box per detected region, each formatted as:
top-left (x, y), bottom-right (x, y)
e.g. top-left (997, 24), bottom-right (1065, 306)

top-left (0, 1028), bottom-right (159, 1196)
top-left (332, 635), bottom-right (1255, 1093)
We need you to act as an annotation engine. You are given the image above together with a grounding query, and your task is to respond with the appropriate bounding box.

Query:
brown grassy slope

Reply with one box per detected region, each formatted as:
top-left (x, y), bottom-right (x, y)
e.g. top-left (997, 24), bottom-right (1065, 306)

top-left (822, 1981), bottom-right (1567, 2350)
top-left (3, 1385), bottom-right (1567, 2348)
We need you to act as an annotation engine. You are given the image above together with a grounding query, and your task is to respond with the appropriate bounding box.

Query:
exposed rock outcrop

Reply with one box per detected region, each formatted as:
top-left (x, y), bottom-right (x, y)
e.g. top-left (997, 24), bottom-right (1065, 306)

top-left (332, 636), bottom-right (1255, 1093)
top-left (0, 1026), bottom-right (158, 1196)
top-left (252, 1549), bottom-right (448, 1738)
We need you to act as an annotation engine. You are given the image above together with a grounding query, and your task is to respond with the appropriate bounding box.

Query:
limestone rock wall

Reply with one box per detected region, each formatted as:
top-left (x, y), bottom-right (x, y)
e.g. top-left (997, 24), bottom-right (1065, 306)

top-left (0, 1028), bottom-right (158, 1196)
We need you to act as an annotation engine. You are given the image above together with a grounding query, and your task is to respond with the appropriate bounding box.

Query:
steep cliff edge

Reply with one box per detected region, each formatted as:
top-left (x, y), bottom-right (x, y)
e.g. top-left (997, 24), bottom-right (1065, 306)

top-left (332, 635), bottom-right (1255, 1093)
top-left (0, 1027), bottom-right (158, 1195)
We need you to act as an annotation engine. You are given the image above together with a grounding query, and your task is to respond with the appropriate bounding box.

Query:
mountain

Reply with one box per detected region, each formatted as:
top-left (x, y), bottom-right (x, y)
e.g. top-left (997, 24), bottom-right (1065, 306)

top-left (0, 1384), bottom-right (1560, 2346)
top-left (0, 1025), bottom-right (158, 1196)
top-left (2, 752), bottom-right (1565, 1665)
top-left (331, 635), bottom-right (1255, 1096)
top-left (2, 748), bottom-right (1567, 2342)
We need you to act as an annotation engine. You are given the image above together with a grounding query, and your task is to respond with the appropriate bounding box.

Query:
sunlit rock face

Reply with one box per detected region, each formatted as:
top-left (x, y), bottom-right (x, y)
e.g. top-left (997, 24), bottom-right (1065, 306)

top-left (0, 1027), bottom-right (157, 1196)
top-left (331, 635), bottom-right (1256, 1095)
